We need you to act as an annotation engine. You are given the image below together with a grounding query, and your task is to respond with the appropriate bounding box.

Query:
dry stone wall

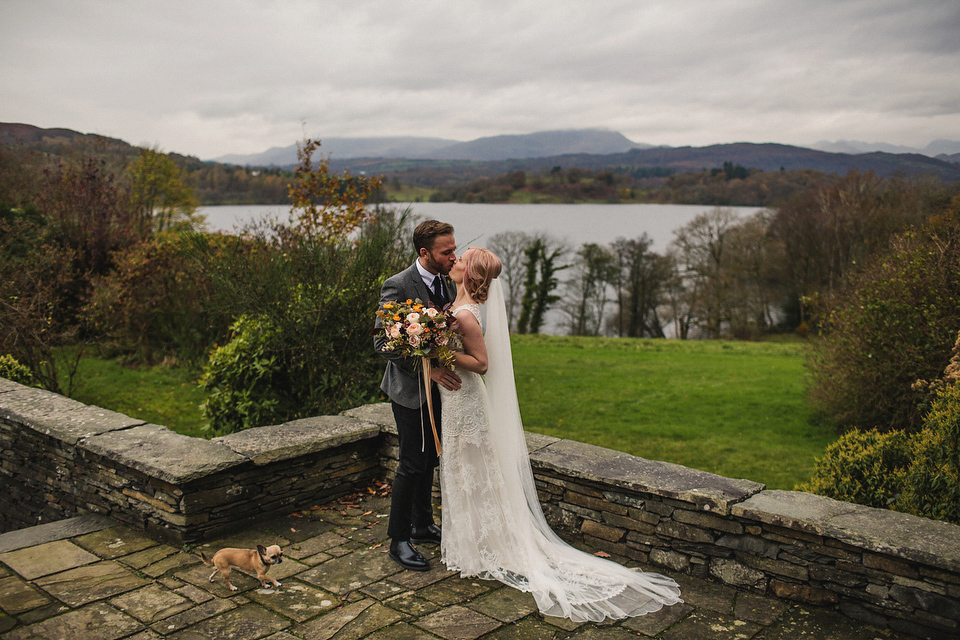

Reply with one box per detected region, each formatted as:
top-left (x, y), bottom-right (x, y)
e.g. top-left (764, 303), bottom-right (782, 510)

top-left (2, 378), bottom-right (959, 638)
top-left (0, 378), bottom-right (380, 544)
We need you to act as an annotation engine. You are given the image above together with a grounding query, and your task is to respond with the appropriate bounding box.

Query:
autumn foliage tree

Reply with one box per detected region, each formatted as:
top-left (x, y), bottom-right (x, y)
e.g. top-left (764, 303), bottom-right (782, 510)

top-left (287, 139), bottom-right (382, 239)
top-left (129, 147), bottom-right (201, 232)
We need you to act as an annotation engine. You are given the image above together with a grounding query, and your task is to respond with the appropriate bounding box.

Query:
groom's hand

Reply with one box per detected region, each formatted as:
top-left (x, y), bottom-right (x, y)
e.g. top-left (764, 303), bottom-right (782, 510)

top-left (432, 367), bottom-right (461, 391)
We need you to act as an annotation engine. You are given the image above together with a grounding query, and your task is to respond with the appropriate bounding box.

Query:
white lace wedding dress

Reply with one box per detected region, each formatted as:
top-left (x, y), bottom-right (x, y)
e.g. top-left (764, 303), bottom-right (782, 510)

top-left (438, 280), bottom-right (681, 622)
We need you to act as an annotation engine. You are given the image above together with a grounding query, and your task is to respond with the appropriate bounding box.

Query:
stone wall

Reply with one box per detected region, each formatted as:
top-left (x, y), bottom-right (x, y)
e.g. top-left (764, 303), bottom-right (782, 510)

top-left (0, 378), bottom-right (381, 544)
top-left (2, 379), bottom-right (959, 638)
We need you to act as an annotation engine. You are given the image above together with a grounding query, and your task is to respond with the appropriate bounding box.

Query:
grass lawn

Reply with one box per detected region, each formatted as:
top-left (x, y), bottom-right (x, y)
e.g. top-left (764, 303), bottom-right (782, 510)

top-left (511, 335), bottom-right (830, 490)
top-left (59, 336), bottom-right (830, 490)
top-left (65, 353), bottom-right (209, 439)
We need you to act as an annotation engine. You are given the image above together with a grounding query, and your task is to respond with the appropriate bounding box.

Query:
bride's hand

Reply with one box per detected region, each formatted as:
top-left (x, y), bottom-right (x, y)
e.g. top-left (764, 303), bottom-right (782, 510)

top-left (432, 366), bottom-right (461, 391)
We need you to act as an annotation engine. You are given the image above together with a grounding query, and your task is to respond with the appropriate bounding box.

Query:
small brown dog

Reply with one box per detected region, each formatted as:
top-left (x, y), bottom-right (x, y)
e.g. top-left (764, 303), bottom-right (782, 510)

top-left (199, 544), bottom-right (283, 591)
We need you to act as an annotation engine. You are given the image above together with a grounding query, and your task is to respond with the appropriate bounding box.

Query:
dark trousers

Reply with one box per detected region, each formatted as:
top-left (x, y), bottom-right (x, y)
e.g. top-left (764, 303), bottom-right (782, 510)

top-left (388, 384), bottom-right (441, 540)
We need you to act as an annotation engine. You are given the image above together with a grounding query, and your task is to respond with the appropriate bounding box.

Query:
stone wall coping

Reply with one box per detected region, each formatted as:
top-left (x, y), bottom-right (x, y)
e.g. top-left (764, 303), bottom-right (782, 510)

top-left (342, 402), bottom-right (763, 513)
top-left (81, 424), bottom-right (248, 485)
top-left (734, 489), bottom-right (960, 572)
top-left (0, 378), bottom-right (26, 393)
top-left (340, 402), bottom-right (563, 455)
top-left (341, 403), bottom-right (396, 433)
top-left (531, 438), bottom-right (765, 514)
top-left (0, 385), bottom-right (144, 445)
top-left (214, 415), bottom-right (381, 465)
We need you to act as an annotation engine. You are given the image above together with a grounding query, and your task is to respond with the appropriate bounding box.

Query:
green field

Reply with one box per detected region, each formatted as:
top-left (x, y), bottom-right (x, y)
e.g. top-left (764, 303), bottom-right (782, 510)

top-left (63, 336), bottom-right (830, 489)
top-left (511, 336), bottom-right (830, 490)
top-left (66, 353), bottom-right (209, 439)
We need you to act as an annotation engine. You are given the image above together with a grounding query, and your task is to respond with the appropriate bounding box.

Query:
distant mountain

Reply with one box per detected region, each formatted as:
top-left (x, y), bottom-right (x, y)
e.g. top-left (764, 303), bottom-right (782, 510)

top-left (606, 143), bottom-right (960, 179)
top-left (328, 142), bottom-right (960, 182)
top-left (813, 138), bottom-right (960, 158)
top-left (213, 136), bottom-right (459, 166)
top-left (4, 122), bottom-right (958, 183)
top-left (212, 129), bottom-right (650, 166)
top-left (427, 129), bottom-right (648, 161)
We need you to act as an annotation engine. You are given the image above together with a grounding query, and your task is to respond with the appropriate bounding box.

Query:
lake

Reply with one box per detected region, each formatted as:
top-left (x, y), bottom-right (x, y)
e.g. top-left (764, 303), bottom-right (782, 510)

top-left (199, 202), bottom-right (767, 335)
top-left (199, 202), bottom-right (767, 251)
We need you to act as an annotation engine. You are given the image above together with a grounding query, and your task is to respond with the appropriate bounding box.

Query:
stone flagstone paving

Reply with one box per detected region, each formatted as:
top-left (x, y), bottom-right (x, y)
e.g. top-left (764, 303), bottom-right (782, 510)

top-left (0, 488), bottom-right (911, 639)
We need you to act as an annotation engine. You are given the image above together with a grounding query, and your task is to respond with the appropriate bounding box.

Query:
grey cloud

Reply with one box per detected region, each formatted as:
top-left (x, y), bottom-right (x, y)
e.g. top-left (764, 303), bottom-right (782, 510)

top-left (1, 0), bottom-right (957, 157)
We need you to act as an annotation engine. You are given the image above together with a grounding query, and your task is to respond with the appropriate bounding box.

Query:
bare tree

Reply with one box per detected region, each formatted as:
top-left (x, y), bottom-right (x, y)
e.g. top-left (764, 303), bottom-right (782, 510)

top-left (563, 242), bottom-right (616, 335)
top-left (610, 234), bottom-right (671, 337)
top-left (724, 210), bottom-right (787, 338)
top-left (488, 230), bottom-right (530, 332)
top-left (670, 207), bottom-right (740, 338)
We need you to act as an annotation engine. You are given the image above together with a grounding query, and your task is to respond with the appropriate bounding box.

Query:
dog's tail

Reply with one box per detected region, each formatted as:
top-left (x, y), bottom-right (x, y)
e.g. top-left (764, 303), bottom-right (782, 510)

top-left (198, 551), bottom-right (213, 566)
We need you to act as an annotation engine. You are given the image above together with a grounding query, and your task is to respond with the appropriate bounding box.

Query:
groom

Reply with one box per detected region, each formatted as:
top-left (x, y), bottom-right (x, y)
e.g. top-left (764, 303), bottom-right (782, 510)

top-left (375, 219), bottom-right (461, 571)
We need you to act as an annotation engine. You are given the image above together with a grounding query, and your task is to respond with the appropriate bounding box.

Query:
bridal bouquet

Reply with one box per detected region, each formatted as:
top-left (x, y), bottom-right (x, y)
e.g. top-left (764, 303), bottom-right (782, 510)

top-left (376, 299), bottom-right (460, 369)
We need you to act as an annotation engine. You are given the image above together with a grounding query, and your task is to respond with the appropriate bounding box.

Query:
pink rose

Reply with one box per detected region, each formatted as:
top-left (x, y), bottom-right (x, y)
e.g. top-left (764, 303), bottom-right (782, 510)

top-left (406, 322), bottom-right (424, 337)
top-left (408, 333), bottom-right (422, 347)
top-left (436, 333), bottom-right (448, 346)
top-left (406, 312), bottom-right (420, 324)
top-left (389, 325), bottom-right (402, 339)
top-left (424, 308), bottom-right (439, 318)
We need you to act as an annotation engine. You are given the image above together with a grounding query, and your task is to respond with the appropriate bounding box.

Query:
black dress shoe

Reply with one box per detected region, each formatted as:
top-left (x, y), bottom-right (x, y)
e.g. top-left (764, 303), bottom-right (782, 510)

top-left (389, 540), bottom-right (430, 571)
top-left (411, 523), bottom-right (442, 545)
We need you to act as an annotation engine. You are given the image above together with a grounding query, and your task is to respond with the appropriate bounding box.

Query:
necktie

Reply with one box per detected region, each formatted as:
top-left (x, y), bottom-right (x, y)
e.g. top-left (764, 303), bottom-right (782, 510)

top-left (432, 275), bottom-right (443, 300)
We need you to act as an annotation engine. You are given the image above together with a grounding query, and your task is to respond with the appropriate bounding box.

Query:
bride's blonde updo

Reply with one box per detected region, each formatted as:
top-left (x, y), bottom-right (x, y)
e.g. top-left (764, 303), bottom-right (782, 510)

top-left (462, 247), bottom-right (502, 304)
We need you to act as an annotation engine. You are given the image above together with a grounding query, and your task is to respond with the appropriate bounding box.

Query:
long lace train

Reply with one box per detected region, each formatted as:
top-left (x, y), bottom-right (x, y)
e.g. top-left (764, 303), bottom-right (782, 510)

top-left (438, 289), bottom-right (681, 622)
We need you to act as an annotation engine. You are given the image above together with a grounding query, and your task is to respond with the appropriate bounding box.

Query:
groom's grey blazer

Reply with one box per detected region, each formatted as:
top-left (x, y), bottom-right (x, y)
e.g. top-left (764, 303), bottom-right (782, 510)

top-left (374, 261), bottom-right (456, 409)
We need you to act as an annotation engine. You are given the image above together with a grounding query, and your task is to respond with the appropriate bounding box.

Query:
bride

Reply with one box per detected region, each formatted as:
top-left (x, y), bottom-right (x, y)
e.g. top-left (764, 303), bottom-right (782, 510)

top-left (438, 246), bottom-right (682, 622)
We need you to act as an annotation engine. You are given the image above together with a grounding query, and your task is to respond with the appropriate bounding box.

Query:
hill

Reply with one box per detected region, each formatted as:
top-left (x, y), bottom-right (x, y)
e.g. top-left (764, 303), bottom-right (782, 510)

top-left (212, 129), bottom-right (960, 182)
top-left (212, 129), bottom-right (649, 165)
top-left (327, 142), bottom-right (960, 182)
top-left (3, 122), bottom-right (959, 207)
top-left (812, 138), bottom-right (960, 157)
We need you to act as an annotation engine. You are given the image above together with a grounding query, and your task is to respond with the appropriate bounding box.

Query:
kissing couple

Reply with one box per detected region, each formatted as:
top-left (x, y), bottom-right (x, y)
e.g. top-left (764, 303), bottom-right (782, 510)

top-left (374, 219), bottom-right (681, 622)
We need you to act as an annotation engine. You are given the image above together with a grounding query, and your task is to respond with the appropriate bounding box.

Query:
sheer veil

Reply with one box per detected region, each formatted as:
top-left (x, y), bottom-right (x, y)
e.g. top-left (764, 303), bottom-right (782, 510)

top-left (478, 278), bottom-right (682, 621)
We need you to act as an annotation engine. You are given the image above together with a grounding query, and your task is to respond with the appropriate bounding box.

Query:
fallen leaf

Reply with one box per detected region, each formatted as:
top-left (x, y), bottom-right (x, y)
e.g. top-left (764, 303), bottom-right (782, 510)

top-left (594, 551), bottom-right (611, 558)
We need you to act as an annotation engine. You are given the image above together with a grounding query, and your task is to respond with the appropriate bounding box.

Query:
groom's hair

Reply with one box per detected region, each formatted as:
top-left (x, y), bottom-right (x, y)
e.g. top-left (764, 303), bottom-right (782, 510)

top-left (414, 220), bottom-right (455, 252)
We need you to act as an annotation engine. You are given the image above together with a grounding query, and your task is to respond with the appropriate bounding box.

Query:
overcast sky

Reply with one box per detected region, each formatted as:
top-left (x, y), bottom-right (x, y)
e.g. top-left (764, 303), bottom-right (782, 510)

top-left (2, 0), bottom-right (958, 160)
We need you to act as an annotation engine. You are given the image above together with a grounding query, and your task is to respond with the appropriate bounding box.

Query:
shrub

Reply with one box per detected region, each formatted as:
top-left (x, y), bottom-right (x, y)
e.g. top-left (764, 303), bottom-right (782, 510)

top-left (0, 205), bottom-right (84, 393)
top-left (0, 354), bottom-right (35, 386)
top-left (799, 429), bottom-right (912, 508)
top-left (808, 196), bottom-right (960, 432)
top-left (196, 210), bottom-right (411, 435)
top-left (899, 383), bottom-right (960, 524)
top-left (86, 232), bottom-right (231, 364)
top-left (804, 334), bottom-right (960, 525)
top-left (199, 315), bottom-right (284, 435)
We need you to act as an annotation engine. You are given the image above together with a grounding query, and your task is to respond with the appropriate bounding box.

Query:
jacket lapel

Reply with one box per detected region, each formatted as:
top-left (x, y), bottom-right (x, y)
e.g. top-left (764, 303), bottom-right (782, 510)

top-left (405, 262), bottom-right (433, 304)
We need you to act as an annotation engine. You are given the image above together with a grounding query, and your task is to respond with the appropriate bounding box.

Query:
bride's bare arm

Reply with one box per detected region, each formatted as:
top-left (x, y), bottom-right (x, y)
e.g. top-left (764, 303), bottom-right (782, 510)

top-left (453, 310), bottom-right (488, 375)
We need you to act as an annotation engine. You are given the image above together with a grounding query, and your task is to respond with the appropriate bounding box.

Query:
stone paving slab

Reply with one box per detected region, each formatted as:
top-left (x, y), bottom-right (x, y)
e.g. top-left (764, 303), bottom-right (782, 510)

top-left (0, 514), bottom-right (116, 554)
top-left (0, 539), bottom-right (100, 580)
top-left (0, 491), bottom-right (911, 639)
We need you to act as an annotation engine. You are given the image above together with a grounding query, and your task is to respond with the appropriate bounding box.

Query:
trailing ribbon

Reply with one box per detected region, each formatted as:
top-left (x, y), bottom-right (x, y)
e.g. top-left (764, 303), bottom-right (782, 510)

top-left (421, 357), bottom-right (443, 455)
